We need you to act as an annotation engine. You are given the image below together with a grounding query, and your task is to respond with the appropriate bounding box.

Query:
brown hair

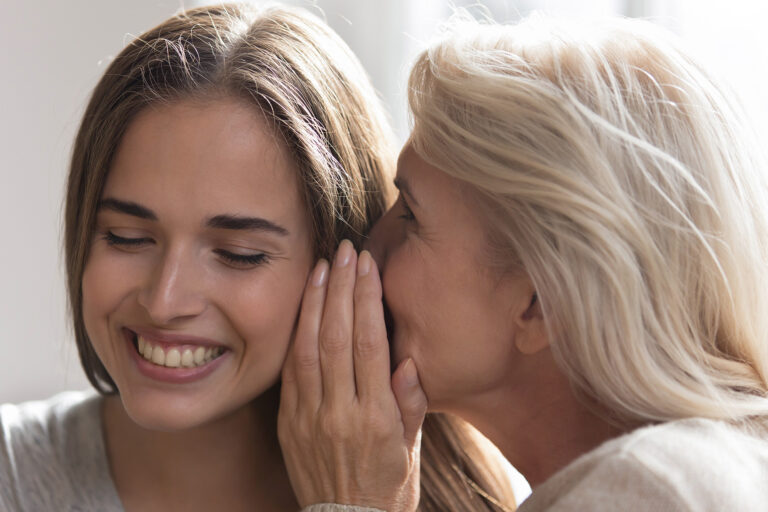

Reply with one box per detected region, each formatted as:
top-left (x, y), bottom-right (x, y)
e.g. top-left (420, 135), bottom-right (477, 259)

top-left (64, 4), bottom-right (515, 509)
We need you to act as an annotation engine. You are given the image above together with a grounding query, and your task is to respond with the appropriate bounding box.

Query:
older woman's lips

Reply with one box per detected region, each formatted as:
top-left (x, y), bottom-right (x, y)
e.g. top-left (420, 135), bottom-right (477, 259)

top-left (123, 327), bottom-right (229, 384)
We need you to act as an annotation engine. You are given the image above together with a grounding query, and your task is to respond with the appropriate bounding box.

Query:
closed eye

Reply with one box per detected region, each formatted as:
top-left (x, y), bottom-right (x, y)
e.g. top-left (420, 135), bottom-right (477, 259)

top-left (104, 231), bottom-right (153, 247)
top-left (213, 249), bottom-right (270, 269)
top-left (398, 194), bottom-right (415, 222)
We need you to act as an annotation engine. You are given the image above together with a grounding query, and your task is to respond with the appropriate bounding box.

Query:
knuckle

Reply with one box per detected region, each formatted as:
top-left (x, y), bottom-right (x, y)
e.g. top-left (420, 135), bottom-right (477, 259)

top-left (319, 409), bottom-right (351, 441)
top-left (293, 349), bottom-right (319, 372)
top-left (281, 413), bottom-right (312, 441)
top-left (354, 331), bottom-right (382, 357)
top-left (294, 417), bottom-right (314, 442)
top-left (319, 327), bottom-right (348, 355)
top-left (362, 404), bottom-right (394, 438)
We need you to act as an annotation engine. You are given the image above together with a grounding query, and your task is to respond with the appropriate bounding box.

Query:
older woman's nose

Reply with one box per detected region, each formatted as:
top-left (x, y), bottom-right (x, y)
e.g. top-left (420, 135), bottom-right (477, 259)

top-left (137, 248), bottom-right (207, 324)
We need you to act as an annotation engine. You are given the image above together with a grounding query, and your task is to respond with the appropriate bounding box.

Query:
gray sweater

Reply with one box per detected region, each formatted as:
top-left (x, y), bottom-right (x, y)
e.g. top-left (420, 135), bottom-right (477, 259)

top-left (0, 391), bottom-right (379, 512)
top-left (5, 391), bottom-right (768, 511)
top-left (0, 391), bottom-right (122, 511)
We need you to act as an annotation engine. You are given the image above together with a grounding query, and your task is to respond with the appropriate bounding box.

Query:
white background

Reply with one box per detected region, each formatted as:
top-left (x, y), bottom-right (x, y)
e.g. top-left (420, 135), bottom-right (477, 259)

top-left (2, 0), bottom-right (766, 402)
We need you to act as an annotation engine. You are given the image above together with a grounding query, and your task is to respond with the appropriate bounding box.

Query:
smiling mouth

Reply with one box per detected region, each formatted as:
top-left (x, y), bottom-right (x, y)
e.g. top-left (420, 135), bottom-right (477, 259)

top-left (130, 332), bottom-right (225, 369)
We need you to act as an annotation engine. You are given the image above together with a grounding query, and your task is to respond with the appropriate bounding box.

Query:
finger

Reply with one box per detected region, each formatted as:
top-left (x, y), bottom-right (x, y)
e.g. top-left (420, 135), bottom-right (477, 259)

top-left (391, 358), bottom-right (428, 447)
top-left (280, 347), bottom-right (298, 416)
top-left (353, 251), bottom-right (392, 402)
top-left (318, 240), bottom-right (358, 405)
top-left (291, 259), bottom-right (329, 409)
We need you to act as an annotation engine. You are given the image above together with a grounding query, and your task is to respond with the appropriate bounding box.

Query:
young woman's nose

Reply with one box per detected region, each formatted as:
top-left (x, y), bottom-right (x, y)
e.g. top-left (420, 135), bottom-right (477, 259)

top-left (365, 205), bottom-right (399, 271)
top-left (137, 248), bottom-right (207, 324)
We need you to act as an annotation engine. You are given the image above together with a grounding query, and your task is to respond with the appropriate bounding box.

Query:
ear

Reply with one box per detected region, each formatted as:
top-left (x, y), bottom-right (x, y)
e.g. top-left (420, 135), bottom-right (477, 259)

top-left (513, 287), bottom-right (549, 355)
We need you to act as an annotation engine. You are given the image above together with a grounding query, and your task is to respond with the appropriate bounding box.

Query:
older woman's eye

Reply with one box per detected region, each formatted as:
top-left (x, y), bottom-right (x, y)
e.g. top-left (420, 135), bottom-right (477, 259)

top-left (398, 195), bottom-right (415, 222)
top-left (214, 249), bottom-right (270, 269)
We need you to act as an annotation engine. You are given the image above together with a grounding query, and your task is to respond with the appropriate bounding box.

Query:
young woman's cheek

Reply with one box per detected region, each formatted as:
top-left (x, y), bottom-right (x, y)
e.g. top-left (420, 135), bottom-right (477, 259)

top-left (81, 246), bottom-right (154, 327)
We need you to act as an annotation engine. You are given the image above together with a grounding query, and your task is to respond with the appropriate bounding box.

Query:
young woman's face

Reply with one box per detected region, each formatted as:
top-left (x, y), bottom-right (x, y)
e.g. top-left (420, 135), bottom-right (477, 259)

top-left (82, 97), bottom-right (313, 431)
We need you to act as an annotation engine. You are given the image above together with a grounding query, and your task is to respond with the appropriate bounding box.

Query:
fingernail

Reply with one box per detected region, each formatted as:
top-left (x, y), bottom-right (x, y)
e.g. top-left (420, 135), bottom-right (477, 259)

top-left (312, 260), bottom-right (329, 287)
top-left (403, 358), bottom-right (419, 388)
top-left (358, 250), bottom-right (371, 276)
top-left (335, 240), bottom-right (353, 267)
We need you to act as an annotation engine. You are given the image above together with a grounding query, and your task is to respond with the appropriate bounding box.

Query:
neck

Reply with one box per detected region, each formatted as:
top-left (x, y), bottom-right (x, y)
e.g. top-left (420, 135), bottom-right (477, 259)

top-left (451, 349), bottom-right (624, 489)
top-left (102, 386), bottom-right (297, 511)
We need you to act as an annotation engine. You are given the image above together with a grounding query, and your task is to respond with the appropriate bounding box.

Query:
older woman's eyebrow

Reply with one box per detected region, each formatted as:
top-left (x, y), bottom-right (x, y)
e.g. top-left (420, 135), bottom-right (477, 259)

top-left (98, 198), bottom-right (157, 220)
top-left (393, 177), bottom-right (421, 208)
top-left (206, 214), bottom-right (289, 235)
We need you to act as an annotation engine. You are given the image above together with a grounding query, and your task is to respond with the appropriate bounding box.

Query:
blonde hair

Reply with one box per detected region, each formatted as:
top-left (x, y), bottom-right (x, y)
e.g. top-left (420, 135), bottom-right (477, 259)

top-left (408, 14), bottom-right (768, 424)
top-left (65, 4), bottom-right (515, 509)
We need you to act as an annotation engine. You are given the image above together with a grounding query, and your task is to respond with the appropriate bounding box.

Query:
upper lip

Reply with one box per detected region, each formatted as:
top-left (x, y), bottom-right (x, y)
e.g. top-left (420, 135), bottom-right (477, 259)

top-left (127, 326), bottom-right (226, 348)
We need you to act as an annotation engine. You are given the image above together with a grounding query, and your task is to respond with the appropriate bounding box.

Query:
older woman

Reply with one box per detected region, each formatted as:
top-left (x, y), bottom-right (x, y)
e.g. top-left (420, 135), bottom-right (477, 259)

top-left (278, 14), bottom-right (768, 511)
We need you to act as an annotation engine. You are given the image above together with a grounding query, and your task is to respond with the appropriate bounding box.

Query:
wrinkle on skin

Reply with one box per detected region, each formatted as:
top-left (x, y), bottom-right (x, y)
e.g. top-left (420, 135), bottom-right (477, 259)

top-left (368, 142), bottom-right (622, 489)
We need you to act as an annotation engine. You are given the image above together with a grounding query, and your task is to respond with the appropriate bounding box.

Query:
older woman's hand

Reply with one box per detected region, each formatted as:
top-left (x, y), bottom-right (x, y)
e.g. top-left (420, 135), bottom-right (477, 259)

top-left (278, 241), bottom-right (428, 512)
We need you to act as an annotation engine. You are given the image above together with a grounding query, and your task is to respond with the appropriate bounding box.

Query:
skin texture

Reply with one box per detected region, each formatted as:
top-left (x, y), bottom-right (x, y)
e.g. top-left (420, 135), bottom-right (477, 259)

top-left (279, 244), bottom-right (427, 511)
top-left (279, 143), bottom-right (621, 507)
top-left (369, 145), bottom-right (621, 488)
top-left (367, 146), bottom-right (533, 413)
top-left (82, 97), bottom-right (309, 511)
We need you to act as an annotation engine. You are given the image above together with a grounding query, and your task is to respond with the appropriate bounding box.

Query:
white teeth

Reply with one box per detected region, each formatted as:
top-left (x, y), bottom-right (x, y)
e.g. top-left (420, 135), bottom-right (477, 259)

top-left (135, 335), bottom-right (223, 369)
top-left (165, 349), bottom-right (181, 368)
top-left (151, 346), bottom-right (165, 365)
top-left (142, 340), bottom-right (153, 360)
top-left (181, 349), bottom-right (194, 368)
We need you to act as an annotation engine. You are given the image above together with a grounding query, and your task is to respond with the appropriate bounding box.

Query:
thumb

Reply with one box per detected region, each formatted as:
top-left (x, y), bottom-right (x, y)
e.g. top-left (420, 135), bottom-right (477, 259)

top-left (392, 358), bottom-right (428, 447)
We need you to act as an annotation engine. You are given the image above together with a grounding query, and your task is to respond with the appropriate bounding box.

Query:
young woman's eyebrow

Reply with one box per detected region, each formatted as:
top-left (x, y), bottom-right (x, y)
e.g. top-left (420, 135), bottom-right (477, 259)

top-left (98, 198), bottom-right (157, 220)
top-left (393, 177), bottom-right (421, 208)
top-left (206, 214), bottom-right (289, 236)
top-left (98, 198), bottom-right (289, 235)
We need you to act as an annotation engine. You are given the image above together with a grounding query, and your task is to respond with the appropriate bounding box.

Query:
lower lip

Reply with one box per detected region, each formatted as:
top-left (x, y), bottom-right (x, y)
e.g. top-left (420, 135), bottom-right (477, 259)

top-left (124, 329), bottom-right (229, 384)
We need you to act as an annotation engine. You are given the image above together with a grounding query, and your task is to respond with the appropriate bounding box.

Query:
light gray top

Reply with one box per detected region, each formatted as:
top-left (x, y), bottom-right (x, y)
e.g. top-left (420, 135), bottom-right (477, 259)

top-left (517, 416), bottom-right (768, 511)
top-left (0, 390), bottom-right (122, 512)
top-left (7, 391), bottom-right (765, 511)
top-left (0, 390), bottom-right (381, 512)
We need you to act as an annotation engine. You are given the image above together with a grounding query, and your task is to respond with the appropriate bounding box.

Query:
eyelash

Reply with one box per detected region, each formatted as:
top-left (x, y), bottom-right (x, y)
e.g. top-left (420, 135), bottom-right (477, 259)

top-left (398, 195), bottom-right (415, 222)
top-left (104, 231), bottom-right (152, 247)
top-left (103, 231), bottom-right (269, 269)
top-left (213, 249), bottom-right (269, 268)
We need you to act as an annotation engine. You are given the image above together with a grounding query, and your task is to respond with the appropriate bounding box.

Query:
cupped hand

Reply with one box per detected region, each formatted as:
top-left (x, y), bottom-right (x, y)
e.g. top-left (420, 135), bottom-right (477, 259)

top-left (278, 240), bottom-right (428, 512)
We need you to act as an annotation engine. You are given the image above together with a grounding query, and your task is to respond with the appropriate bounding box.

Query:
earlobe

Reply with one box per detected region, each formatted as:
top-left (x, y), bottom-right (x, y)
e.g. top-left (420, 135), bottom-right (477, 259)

top-left (514, 292), bottom-right (549, 355)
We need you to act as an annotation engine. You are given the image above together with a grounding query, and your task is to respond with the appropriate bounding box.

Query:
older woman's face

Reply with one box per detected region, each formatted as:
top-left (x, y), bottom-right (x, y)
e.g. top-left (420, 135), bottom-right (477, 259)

top-left (368, 145), bottom-right (531, 414)
top-left (82, 97), bottom-right (313, 431)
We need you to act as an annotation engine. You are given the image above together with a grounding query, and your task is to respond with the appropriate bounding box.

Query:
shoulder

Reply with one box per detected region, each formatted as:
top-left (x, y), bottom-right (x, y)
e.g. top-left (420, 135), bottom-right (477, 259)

top-left (0, 390), bottom-right (114, 511)
top-left (519, 417), bottom-right (768, 512)
top-left (0, 389), bottom-right (102, 464)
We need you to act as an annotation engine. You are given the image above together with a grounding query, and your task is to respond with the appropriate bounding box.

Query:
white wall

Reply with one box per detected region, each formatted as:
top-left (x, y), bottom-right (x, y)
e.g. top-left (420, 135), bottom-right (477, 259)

top-left (2, 0), bottom-right (766, 406)
top-left (0, 1), bottom-right (199, 403)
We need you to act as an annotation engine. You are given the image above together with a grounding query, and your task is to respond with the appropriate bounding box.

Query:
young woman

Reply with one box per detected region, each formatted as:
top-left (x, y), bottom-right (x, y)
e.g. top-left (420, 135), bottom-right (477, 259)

top-left (279, 14), bottom-right (768, 512)
top-left (0, 4), bottom-right (515, 511)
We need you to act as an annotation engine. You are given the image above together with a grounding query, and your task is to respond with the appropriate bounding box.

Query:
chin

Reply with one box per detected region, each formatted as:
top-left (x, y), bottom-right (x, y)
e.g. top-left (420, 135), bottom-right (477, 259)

top-left (121, 397), bottom-right (208, 432)
top-left (116, 383), bottom-right (239, 432)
